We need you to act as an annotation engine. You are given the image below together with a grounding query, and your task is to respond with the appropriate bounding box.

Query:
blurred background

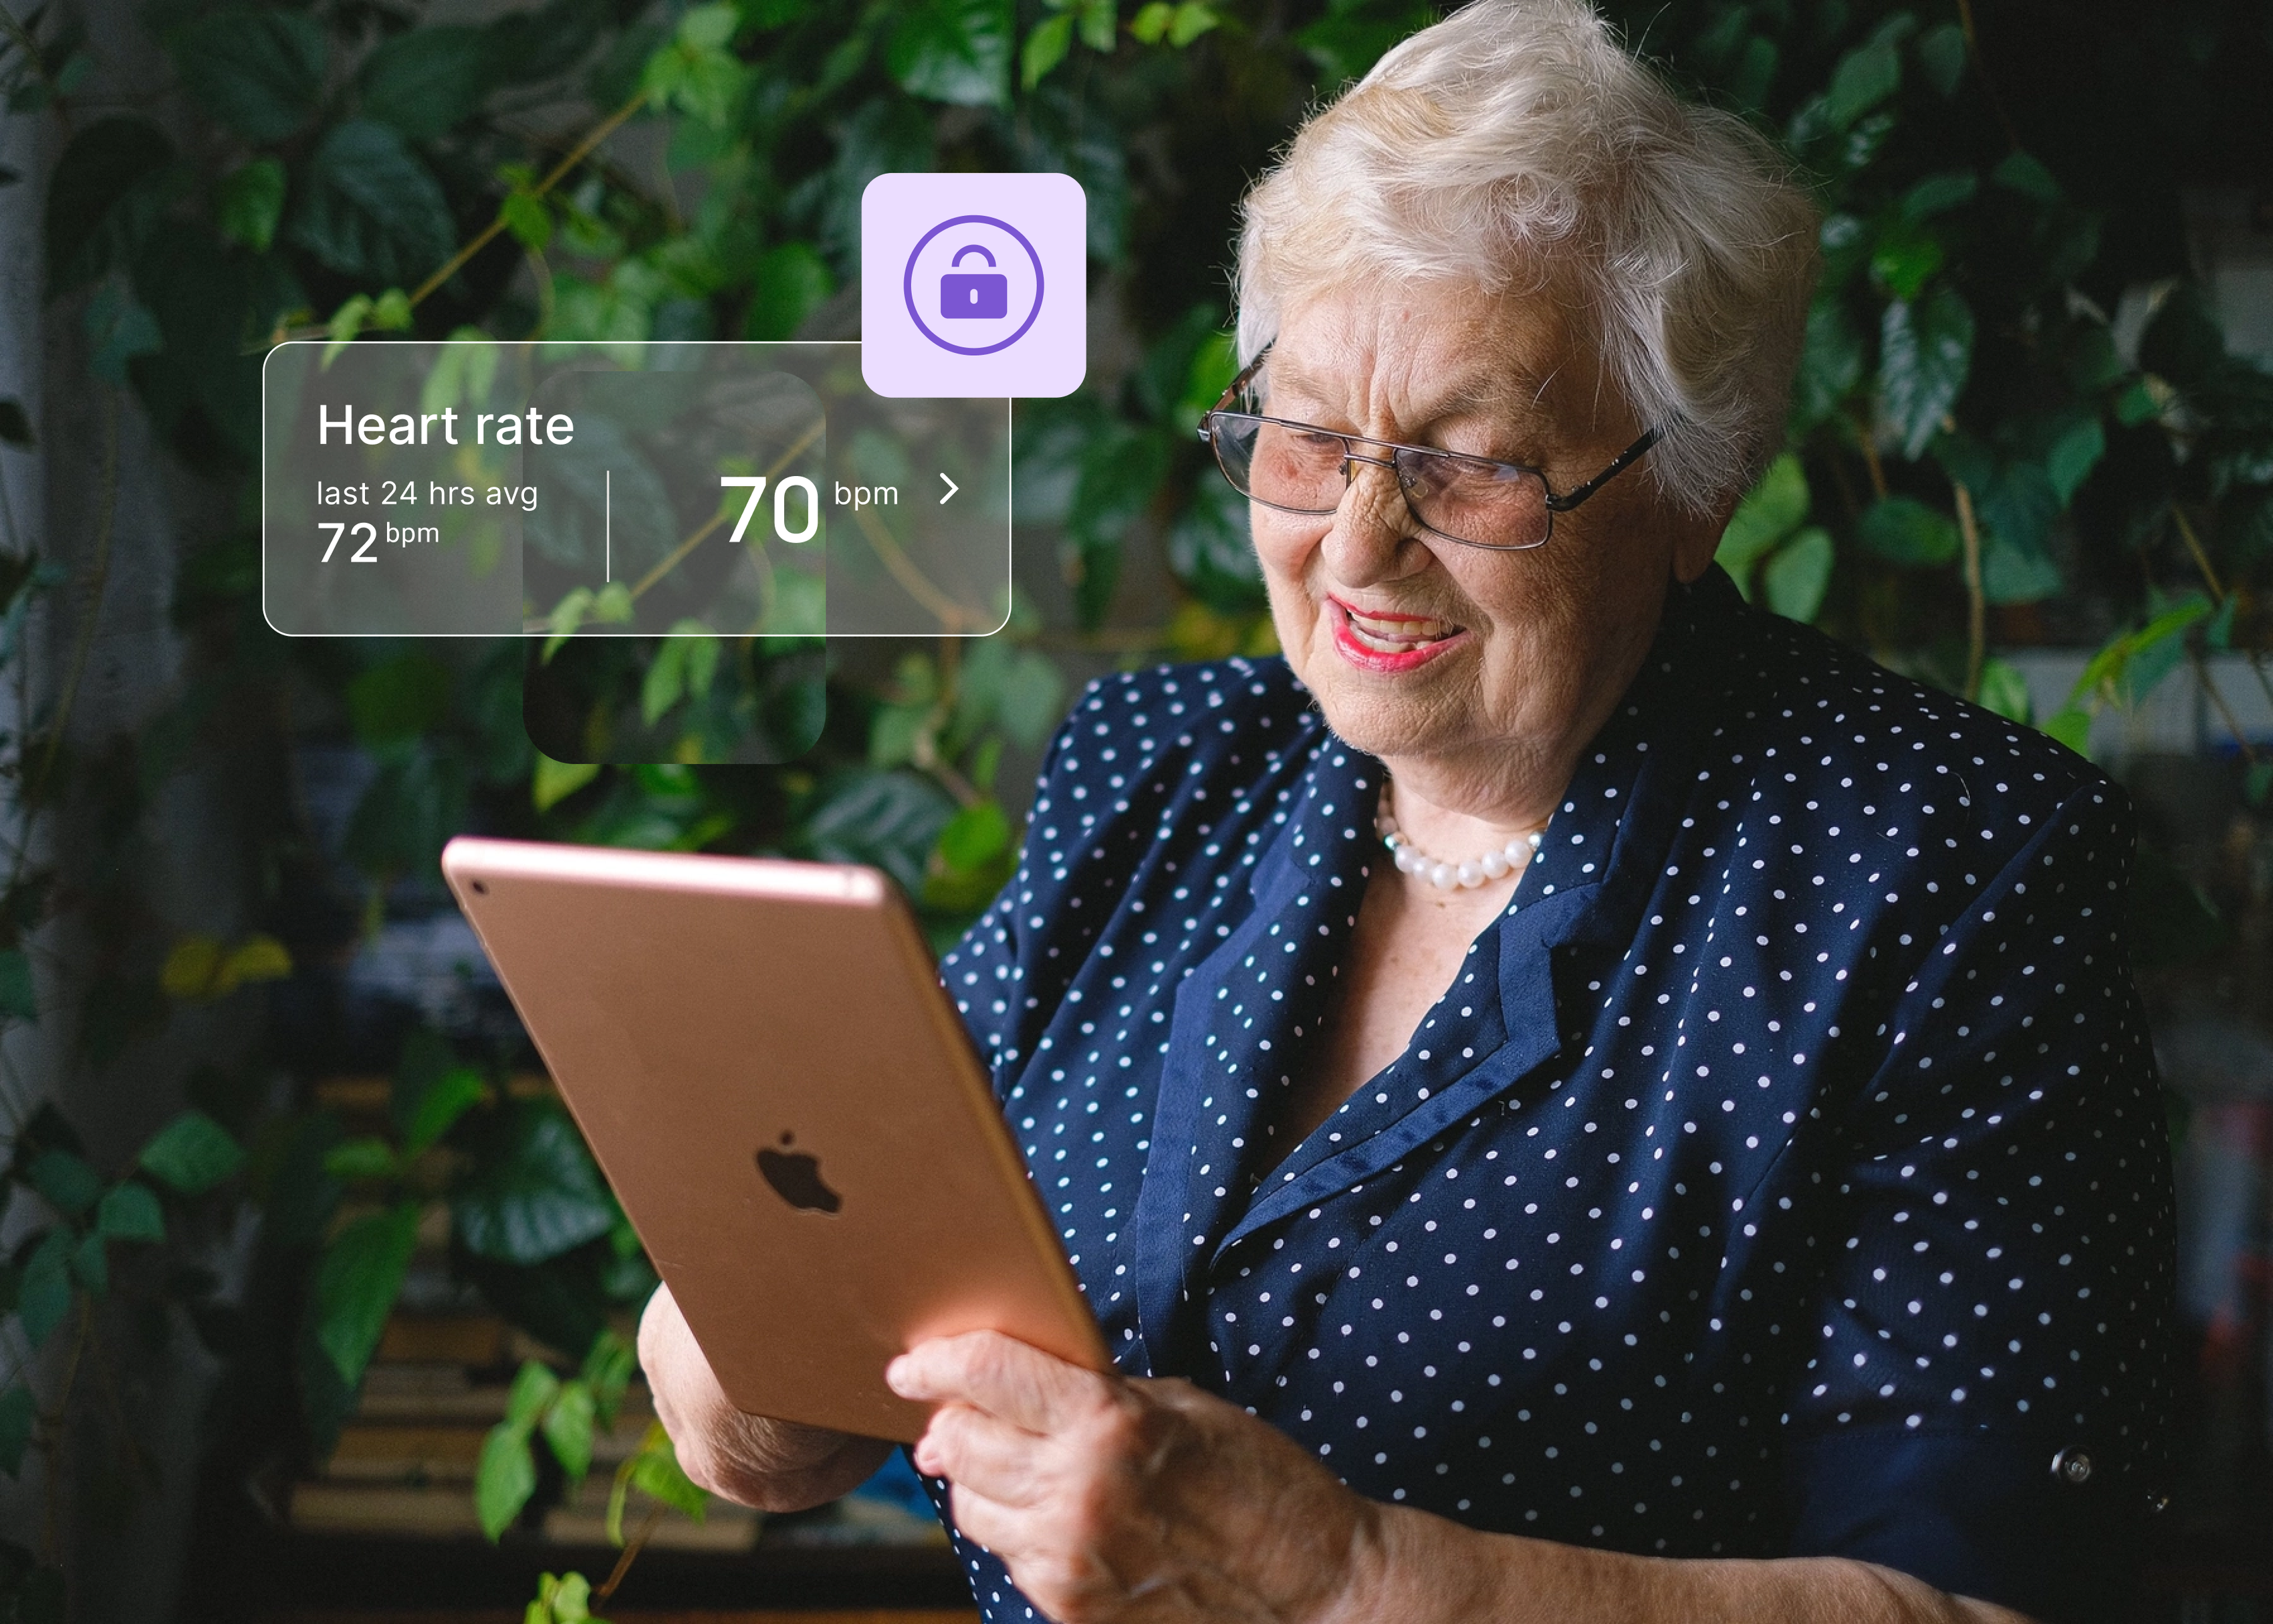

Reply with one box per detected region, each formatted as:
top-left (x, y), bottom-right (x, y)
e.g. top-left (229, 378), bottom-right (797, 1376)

top-left (0, 0), bottom-right (2268, 1619)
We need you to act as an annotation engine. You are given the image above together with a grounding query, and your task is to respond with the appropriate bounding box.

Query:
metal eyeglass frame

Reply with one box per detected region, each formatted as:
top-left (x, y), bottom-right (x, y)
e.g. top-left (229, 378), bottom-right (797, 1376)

top-left (1196, 348), bottom-right (1665, 552)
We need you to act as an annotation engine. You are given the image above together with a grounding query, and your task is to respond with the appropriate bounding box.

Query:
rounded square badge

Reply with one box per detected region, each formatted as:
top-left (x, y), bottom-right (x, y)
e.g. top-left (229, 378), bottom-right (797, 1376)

top-left (861, 172), bottom-right (1086, 398)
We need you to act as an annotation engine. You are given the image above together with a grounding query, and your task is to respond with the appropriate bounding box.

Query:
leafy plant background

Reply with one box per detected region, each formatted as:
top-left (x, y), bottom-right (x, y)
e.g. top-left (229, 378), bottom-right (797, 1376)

top-left (0, 0), bottom-right (2268, 1616)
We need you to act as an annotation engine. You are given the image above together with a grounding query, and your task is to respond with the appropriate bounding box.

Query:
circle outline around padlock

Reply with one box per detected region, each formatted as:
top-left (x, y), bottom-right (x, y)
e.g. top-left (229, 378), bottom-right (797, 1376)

top-left (901, 215), bottom-right (1046, 357)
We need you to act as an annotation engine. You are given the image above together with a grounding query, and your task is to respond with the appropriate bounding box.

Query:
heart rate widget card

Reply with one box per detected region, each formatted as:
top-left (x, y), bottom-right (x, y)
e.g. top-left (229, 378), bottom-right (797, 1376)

top-left (860, 172), bottom-right (1086, 398)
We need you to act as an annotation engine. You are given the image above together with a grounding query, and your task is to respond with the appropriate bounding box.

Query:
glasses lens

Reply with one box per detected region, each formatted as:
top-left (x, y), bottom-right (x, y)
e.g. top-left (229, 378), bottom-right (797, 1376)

top-left (1396, 448), bottom-right (1550, 549)
top-left (1210, 414), bottom-right (1345, 514)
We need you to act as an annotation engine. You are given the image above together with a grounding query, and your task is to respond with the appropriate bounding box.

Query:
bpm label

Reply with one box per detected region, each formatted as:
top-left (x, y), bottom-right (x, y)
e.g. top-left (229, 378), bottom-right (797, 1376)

top-left (859, 171), bottom-right (1086, 399)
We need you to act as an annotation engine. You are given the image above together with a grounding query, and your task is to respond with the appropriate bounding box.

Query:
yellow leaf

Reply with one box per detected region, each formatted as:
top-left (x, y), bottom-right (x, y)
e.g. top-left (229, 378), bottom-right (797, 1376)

top-left (160, 936), bottom-right (224, 1001)
top-left (219, 934), bottom-right (293, 992)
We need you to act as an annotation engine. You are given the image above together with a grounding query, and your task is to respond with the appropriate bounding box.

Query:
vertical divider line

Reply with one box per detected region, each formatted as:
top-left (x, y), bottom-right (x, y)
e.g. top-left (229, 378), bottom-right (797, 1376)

top-left (604, 468), bottom-right (611, 583)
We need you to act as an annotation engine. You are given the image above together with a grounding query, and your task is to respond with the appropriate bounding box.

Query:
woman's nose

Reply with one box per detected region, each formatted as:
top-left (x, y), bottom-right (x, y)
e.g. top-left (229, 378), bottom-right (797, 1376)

top-left (1320, 456), bottom-right (1431, 588)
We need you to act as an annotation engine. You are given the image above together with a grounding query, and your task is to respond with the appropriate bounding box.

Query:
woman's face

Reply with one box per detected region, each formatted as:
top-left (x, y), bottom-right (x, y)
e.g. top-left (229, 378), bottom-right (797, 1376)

top-left (1250, 280), bottom-right (1725, 805)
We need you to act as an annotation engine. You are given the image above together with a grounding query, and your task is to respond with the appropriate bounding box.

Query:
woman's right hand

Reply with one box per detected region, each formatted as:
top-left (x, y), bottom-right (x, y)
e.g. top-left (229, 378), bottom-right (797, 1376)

top-left (636, 1283), bottom-right (894, 1510)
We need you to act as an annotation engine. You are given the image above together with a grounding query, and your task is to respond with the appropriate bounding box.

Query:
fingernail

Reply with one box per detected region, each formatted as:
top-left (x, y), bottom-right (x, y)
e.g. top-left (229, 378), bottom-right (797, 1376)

top-left (884, 1355), bottom-right (911, 1392)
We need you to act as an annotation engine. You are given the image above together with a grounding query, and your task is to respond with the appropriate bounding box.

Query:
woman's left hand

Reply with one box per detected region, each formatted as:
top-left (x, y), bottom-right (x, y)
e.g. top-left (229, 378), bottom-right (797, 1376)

top-left (887, 1330), bottom-right (1383, 1624)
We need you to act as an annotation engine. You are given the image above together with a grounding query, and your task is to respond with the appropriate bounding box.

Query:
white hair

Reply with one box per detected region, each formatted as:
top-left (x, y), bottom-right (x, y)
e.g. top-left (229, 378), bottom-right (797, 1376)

top-left (1234, 0), bottom-right (1820, 515)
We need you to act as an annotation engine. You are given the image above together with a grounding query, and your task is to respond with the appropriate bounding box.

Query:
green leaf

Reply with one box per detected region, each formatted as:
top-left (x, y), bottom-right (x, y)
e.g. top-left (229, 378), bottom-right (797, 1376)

top-left (139, 1110), bottom-right (246, 1194)
top-left (311, 1200), bottom-right (422, 1387)
top-left (1167, 474), bottom-right (1268, 613)
top-left (215, 157), bottom-right (286, 253)
top-left (169, 8), bottom-right (326, 142)
top-left (1821, 35), bottom-right (1901, 130)
top-left (451, 1103), bottom-right (616, 1264)
top-left (1076, 0), bottom-right (1117, 51)
top-left (26, 1149), bottom-right (102, 1219)
top-left (742, 241), bottom-right (832, 340)
top-left (359, 26), bottom-right (491, 140)
top-left (1869, 217), bottom-right (1943, 302)
top-left (2043, 414), bottom-right (2106, 505)
top-left (1791, 300), bottom-right (1865, 431)
top-left (679, 2), bottom-right (739, 49)
top-left (505, 1357), bottom-right (563, 1427)
top-left (1857, 495), bottom-right (1959, 566)
top-left (0, 949), bottom-right (36, 1022)
top-left (542, 1379), bottom-right (597, 1484)
top-left (0, 1385), bottom-right (34, 1476)
top-left (1130, 1), bottom-right (1173, 43)
top-left (1899, 170), bottom-right (1976, 221)
top-left (475, 1420), bottom-right (538, 1540)
top-left (2044, 706), bottom-right (2090, 757)
top-left (1022, 13), bottom-right (1074, 88)
top-left (888, 0), bottom-right (1014, 108)
top-left (404, 1066), bottom-right (487, 1155)
top-left (640, 639), bottom-right (688, 727)
top-left (1762, 527), bottom-right (1834, 624)
top-left (289, 120), bottom-right (457, 287)
top-left (85, 279), bottom-right (164, 385)
top-left (1878, 289), bottom-right (1975, 460)
top-left (580, 1328), bottom-right (636, 1421)
top-left (2111, 377), bottom-right (2161, 427)
top-left (501, 191), bottom-right (552, 252)
top-left (348, 655), bottom-right (454, 745)
top-left (533, 753), bottom-right (601, 812)
top-left (370, 287), bottom-right (413, 331)
top-left (95, 1183), bottom-right (164, 1243)
top-left (70, 1230), bottom-right (107, 1294)
top-left (1981, 531), bottom-right (2062, 605)
top-left (937, 800), bottom-right (1011, 872)
top-left (1976, 657), bottom-right (2033, 723)
top-left (2244, 760), bottom-right (2272, 808)
top-left (1978, 463), bottom-right (2060, 563)
top-left (802, 770), bottom-right (957, 895)
top-left (322, 1137), bottom-right (398, 1181)
top-left (2075, 598), bottom-right (2212, 711)
top-left (1915, 21), bottom-right (1967, 96)
top-left (535, 1571), bottom-right (598, 1623)
top-left (1166, 2), bottom-right (1219, 46)
top-left (1714, 453), bottom-right (1809, 593)
top-left (1992, 150), bottom-right (2062, 204)
top-left (626, 1422), bottom-right (707, 1520)
top-left (43, 117), bottom-right (172, 293)
top-left (17, 1232), bottom-right (72, 1349)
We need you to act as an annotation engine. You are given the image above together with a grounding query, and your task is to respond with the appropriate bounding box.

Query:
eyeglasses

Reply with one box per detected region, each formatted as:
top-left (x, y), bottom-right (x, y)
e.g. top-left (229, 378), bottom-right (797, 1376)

top-left (1197, 348), bottom-right (1663, 551)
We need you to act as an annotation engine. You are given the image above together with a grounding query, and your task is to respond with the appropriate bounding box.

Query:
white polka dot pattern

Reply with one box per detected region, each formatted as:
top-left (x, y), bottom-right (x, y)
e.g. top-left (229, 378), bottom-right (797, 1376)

top-left (923, 569), bottom-right (2175, 1621)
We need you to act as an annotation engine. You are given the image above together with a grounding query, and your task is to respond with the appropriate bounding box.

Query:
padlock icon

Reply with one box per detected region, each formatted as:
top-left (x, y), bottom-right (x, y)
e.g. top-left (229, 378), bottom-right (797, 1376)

top-left (939, 245), bottom-right (1008, 320)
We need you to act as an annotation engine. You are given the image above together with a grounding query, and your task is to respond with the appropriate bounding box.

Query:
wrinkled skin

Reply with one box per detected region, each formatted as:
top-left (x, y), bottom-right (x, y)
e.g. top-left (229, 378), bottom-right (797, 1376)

top-left (888, 1330), bottom-right (1377, 1624)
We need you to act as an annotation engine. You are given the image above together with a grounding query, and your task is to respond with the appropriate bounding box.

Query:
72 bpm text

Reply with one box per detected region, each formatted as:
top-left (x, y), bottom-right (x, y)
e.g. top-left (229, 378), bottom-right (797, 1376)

top-left (318, 475), bottom-right (875, 561)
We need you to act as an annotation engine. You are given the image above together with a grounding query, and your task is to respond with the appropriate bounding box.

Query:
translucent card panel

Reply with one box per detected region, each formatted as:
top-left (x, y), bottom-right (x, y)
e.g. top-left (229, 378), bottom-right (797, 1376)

top-left (261, 341), bottom-right (1011, 638)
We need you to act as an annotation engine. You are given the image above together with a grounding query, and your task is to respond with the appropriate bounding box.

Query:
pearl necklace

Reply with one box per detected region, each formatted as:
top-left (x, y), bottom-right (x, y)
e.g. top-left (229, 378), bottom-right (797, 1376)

top-left (1375, 789), bottom-right (1546, 891)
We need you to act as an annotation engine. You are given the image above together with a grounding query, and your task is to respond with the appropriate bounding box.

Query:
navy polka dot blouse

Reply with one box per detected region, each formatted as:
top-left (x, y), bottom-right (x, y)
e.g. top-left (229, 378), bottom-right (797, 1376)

top-left (926, 568), bottom-right (2175, 1623)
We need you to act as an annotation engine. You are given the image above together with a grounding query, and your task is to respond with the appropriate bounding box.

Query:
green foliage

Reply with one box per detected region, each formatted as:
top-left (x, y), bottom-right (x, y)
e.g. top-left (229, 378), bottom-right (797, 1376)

top-left (309, 1201), bottom-right (422, 1387)
top-left (890, 0), bottom-right (1015, 108)
top-left (450, 1102), bottom-right (617, 1265)
top-left (167, 9), bottom-right (326, 142)
top-left (138, 1111), bottom-right (246, 1195)
top-left (475, 1330), bottom-right (638, 1540)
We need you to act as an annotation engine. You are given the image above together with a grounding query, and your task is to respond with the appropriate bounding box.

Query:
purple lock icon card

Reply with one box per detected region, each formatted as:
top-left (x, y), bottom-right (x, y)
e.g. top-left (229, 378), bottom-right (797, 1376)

top-left (861, 172), bottom-right (1087, 398)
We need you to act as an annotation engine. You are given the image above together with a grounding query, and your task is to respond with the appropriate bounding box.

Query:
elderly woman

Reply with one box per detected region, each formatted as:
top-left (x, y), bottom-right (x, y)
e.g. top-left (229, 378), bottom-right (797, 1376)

top-left (639, 2), bottom-right (2174, 1619)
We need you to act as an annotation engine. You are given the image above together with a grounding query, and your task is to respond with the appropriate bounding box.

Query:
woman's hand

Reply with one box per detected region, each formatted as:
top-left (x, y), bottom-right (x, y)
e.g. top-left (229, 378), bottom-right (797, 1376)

top-left (887, 1330), bottom-right (1383, 1624)
top-left (636, 1284), bottom-right (892, 1511)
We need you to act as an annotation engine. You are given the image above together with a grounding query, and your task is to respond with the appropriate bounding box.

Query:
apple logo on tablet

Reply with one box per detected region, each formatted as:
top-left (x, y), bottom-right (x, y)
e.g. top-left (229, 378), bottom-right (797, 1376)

top-left (756, 1132), bottom-right (841, 1215)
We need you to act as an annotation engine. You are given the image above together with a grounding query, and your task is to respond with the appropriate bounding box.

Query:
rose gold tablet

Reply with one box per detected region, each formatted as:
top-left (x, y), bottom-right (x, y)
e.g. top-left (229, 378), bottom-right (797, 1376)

top-left (439, 836), bottom-right (1106, 1443)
